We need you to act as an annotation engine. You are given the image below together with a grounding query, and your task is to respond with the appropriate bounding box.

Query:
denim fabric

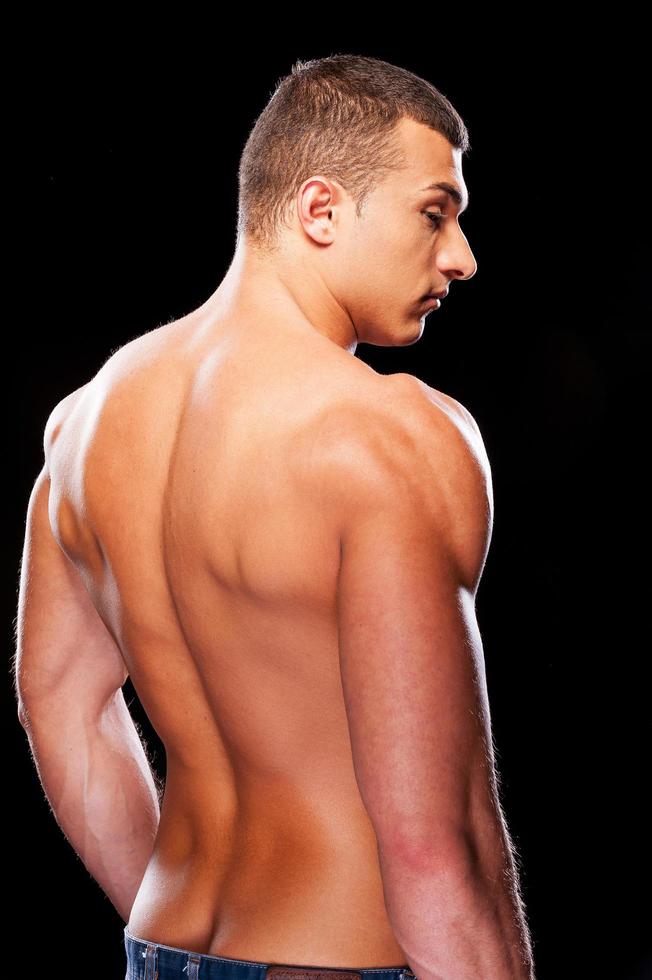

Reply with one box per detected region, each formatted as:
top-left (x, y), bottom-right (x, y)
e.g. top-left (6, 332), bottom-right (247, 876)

top-left (124, 926), bottom-right (415, 980)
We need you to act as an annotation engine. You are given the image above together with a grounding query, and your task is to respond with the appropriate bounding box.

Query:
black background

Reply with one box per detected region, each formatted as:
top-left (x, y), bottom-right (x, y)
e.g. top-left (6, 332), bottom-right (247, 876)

top-left (8, 22), bottom-right (651, 980)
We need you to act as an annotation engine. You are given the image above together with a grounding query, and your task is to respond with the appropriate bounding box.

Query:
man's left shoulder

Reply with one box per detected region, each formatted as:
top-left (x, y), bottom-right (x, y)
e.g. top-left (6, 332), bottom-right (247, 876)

top-left (43, 381), bottom-right (90, 456)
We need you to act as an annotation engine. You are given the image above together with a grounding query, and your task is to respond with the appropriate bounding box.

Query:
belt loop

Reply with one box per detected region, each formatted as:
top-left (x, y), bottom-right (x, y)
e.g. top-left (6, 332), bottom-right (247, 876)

top-left (186, 952), bottom-right (202, 979)
top-left (145, 942), bottom-right (159, 980)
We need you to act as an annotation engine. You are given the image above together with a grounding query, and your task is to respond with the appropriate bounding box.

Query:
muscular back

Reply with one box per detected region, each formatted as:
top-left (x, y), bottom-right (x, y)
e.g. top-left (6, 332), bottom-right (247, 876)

top-left (43, 309), bottom-right (493, 964)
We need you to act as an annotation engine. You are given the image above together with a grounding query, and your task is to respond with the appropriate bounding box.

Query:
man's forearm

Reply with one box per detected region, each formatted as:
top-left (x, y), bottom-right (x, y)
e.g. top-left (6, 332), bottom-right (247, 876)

top-left (18, 688), bottom-right (161, 922)
top-left (378, 815), bottom-right (536, 980)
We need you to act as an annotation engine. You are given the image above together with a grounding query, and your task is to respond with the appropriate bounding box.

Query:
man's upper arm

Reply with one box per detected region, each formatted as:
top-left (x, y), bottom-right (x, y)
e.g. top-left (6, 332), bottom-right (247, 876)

top-left (14, 460), bottom-right (128, 724)
top-left (332, 393), bottom-right (496, 863)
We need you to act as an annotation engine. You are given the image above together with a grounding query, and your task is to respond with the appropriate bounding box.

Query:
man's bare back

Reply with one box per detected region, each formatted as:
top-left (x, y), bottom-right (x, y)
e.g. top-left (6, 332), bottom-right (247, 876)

top-left (41, 303), bottom-right (487, 966)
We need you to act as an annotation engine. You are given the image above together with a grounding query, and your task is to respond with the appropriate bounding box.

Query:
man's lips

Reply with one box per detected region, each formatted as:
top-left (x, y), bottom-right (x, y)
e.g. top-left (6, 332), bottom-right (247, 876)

top-left (423, 296), bottom-right (441, 310)
top-left (422, 288), bottom-right (449, 310)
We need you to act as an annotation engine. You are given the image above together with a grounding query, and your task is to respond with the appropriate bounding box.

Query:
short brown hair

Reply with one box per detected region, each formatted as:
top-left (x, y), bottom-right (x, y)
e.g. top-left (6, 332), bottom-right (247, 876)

top-left (236, 53), bottom-right (470, 253)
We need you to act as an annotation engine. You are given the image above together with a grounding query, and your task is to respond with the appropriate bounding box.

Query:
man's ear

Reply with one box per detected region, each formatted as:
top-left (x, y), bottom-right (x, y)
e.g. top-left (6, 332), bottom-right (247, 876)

top-left (295, 175), bottom-right (340, 245)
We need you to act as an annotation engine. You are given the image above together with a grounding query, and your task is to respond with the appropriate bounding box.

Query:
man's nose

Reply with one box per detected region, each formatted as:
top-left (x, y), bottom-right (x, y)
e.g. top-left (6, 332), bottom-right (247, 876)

top-left (442, 232), bottom-right (477, 282)
top-left (462, 250), bottom-right (478, 281)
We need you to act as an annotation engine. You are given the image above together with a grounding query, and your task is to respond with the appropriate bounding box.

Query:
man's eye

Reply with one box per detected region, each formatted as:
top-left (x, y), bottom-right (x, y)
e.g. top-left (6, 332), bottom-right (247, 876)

top-left (425, 211), bottom-right (444, 228)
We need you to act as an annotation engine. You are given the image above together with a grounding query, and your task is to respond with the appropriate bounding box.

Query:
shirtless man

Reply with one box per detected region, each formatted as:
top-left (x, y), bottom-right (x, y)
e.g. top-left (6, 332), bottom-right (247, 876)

top-left (14, 55), bottom-right (535, 980)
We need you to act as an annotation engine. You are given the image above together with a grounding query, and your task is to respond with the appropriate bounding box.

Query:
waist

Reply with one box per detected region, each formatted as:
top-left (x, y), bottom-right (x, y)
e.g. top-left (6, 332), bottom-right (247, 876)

top-left (124, 927), bottom-right (415, 979)
top-left (128, 793), bottom-right (408, 965)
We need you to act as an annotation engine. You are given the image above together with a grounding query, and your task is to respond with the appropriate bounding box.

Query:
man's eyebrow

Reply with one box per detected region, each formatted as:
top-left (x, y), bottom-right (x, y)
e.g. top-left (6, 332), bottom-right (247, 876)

top-left (420, 181), bottom-right (469, 212)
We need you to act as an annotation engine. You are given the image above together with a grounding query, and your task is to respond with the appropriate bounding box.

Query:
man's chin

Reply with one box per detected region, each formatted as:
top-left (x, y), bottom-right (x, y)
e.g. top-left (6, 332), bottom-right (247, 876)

top-left (397, 318), bottom-right (425, 346)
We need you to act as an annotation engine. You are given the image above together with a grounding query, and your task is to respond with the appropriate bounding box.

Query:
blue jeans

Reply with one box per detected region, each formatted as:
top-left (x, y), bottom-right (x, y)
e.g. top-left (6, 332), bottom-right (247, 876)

top-left (123, 926), bottom-right (415, 980)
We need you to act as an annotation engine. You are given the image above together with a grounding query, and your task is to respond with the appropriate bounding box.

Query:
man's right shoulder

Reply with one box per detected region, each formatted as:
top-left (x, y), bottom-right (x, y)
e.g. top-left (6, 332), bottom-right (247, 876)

top-left (301, 370), bottom-right (487, 508)
top-left (299, 371), bottom-right (493, 592)
top-left (311, 370), bottom-right (480, 478)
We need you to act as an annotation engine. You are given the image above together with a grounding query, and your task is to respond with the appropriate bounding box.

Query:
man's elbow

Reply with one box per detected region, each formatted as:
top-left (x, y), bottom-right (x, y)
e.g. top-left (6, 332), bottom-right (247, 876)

top-left (16, 696), bottom-right (29, 730)
top-left (16, 693), bottom-right (48, 733)
top-left (376, 820), bottom-right (485, 892)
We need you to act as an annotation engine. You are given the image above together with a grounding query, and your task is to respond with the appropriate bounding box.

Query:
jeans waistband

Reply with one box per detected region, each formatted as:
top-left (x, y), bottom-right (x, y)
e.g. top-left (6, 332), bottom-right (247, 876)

top-left (123, 926), bottom-right (416, 980)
